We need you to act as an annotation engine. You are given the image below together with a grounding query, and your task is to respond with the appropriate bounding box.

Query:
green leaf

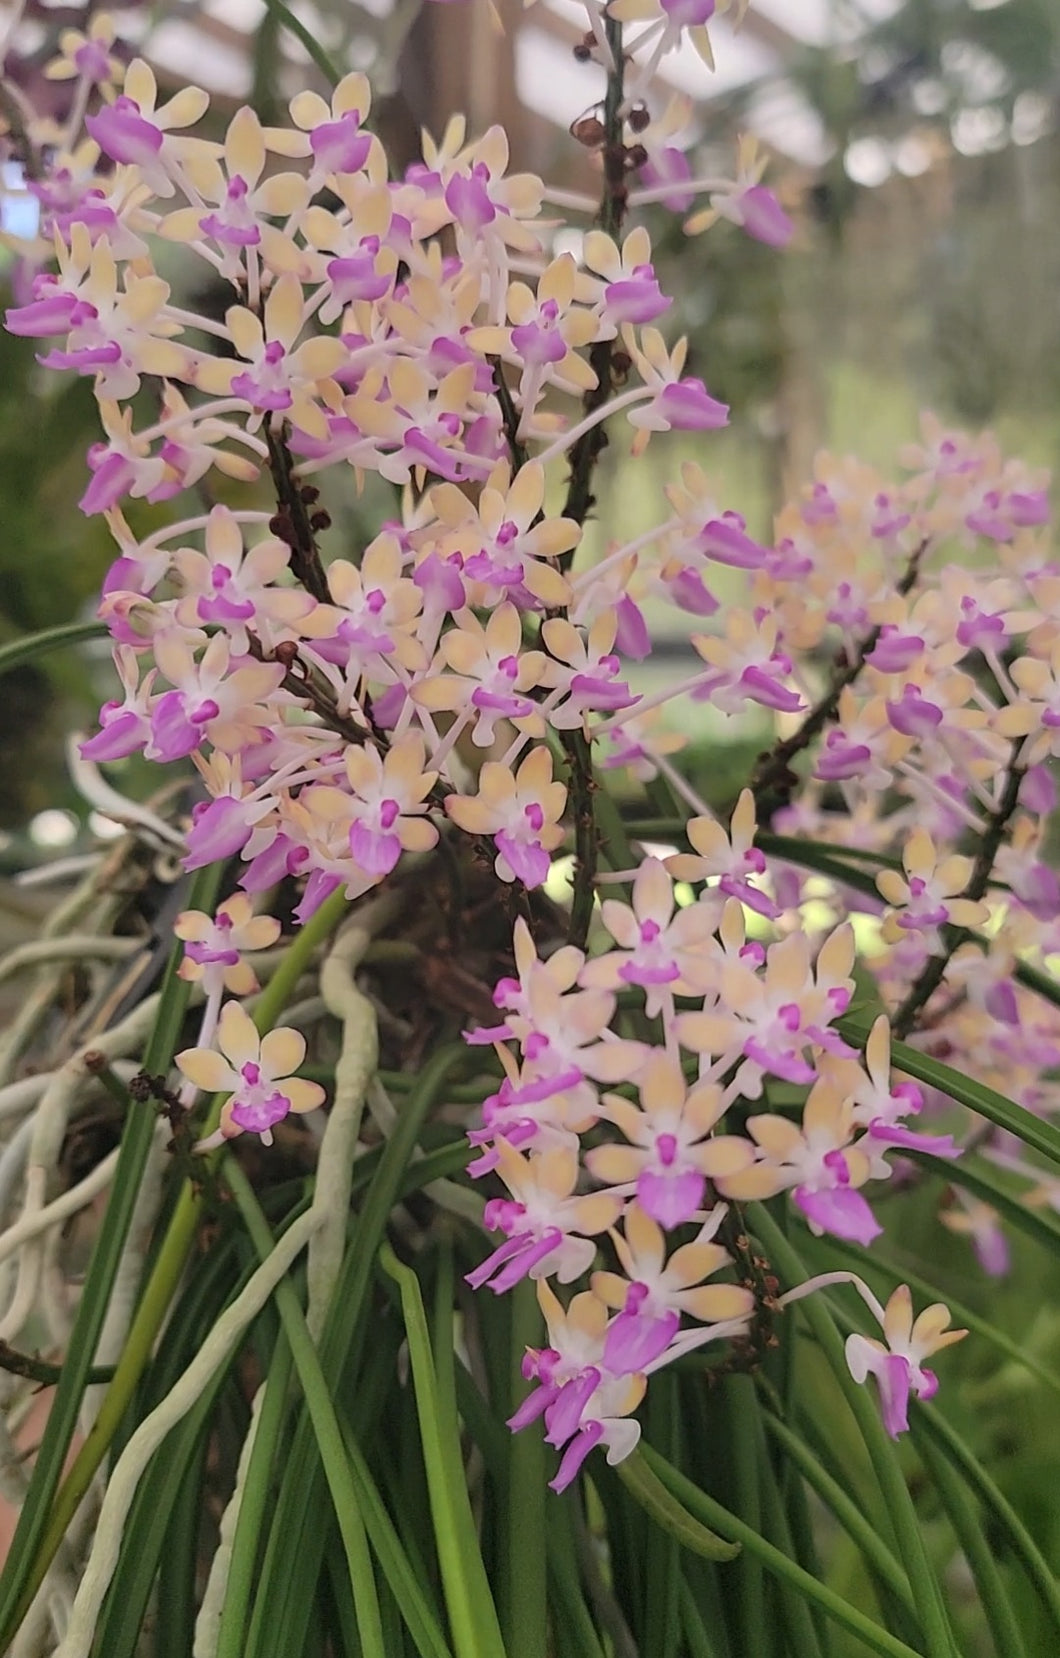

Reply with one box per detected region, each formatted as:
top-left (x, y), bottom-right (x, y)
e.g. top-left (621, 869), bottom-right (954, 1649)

top-left (638, 1446), bottom-right (926, 1658)
top-left (615, 1450), bottom-right (741, 1564)
top-left (243, 1046), bottom-right (466, 1658)
top-left (758, 1408), bottom-right (914, 1614)
top-left (678, 1576), bottom-right (724, 1658)
top-left (915, 1429), bottom-right (1028, 1658)
top-left (912, 1405), bottom-right (1060, 1641)
top-left (93, 1232), bottom-right (256, 1657)
top-left (154, 1423), bottom-right (213, 1658)
top-left (0, 619), bottom-right (107, 676)
top-left (757, 1439), bottom-right (828, 1658)
top-left (643, 1372), bottom-right (684, 1658)
top-left (749, 1206), bottom-right (960, 1658)
top-left (716, 1375), bottom-right (769, 1654)
top-left (261, 0), bottom-right (341, 84)
top-left (381, 1242), bottom-right (507, 1658)
top-left (215, 1338), bottom-right (297, 1658)
top-left (338, 1418), bottom-right (454, 1658)
top-left (499, 1279), bottom-right (548, 1658)
top-left (225, 1168), bottom-right (387, 1658)
top-left (452, 1359), bottom-right (605, 1658)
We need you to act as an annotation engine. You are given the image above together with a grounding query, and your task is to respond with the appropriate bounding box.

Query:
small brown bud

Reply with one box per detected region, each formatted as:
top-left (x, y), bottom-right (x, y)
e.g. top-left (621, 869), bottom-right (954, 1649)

top-left (628, 104), bottom-right (651, 134)
top-left (274, 640), bottom-right (300, 668)
top-left (571, 115), bottom-right (606, 148)
top-left (625, 144), bottom-right (648, 171)
top-left (299, 484), bottom-right (320, 504)
top-left (269, 512), bottom-right (297, 547)
top-left (573, 42), bottom-right (592, 62)
top-left (310, 510), bottom-right (332, 532)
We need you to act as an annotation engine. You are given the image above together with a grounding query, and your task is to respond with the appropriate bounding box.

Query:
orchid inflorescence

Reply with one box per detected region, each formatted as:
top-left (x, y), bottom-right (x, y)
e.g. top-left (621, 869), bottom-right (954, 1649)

top-left (14, 0), bottom-right (1060, 1492)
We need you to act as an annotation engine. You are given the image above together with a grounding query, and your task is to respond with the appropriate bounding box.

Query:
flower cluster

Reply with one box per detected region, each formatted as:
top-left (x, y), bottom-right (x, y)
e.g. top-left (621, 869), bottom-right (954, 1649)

top-left (4, 0), bottom-right (1052, 1492)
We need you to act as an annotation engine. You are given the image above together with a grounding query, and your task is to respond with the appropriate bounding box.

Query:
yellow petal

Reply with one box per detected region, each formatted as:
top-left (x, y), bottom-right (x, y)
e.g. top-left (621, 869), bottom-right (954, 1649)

top-left (260, 1025), bottom-right (306, 1079)
top-left (698, 1137), bottom-right (754, 1177)
top-left (257, 172), bottom-right (309, 216)
top-left (584, 1145), bottom-right (643, 1185)
top-left (680, 1284), bottom-right (755, 1323)
top-left (217, 1001), bottom-right (260, 1069)
top-left (159, 85), bottom-right (210, 129)
top-left (289, 90), bottom-right (330, 131)
top-left (286, 1078), bottom-right (327, 1114)
top-left (225, 106), bottom-right (265, 184)
top-left (124, 58), bottom-right (158, 111)
top-left (227, 305), bottom-right (263, 361)
top-left (714, 1164), bottom-right (790, 1201)
top-left (175, 1047), bottom-right (235, 1093)
top-left (264, 271), bottom-right (305, 348)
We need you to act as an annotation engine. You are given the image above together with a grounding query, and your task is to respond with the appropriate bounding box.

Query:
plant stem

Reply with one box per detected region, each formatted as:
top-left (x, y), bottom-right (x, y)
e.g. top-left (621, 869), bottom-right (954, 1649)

top-left (751, 541), bottom-right (925, 818)
top-left (891, 743), bottom-right (1024, 1038)
top-left (265, 423), bottom-right (330, 603)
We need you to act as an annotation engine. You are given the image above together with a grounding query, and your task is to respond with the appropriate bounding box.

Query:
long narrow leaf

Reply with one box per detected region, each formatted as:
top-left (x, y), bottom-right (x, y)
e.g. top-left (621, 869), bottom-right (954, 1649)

top-left (916, 1430), bottom-right (1028, 1658)
top-left (214, 1338), bottom-right (296, 1658)
top-left (0, 619), bottom-right (107, 676)
top-left (224, 1166), bottom-right (386, 1658)
top-left (243, 1046), bottom-right (466, 1658)
top-left (912, 1405), bottom-right (1060, 1640)
top-left (749, 1205), bottom-right (959, 1658)
top-left (381, 1242), bottom-right (507, 1658)
top-left (615, 1450), bottom-right (740, 1564)
top-left (499, 1278), bottom-right (547, 1658)
top-left (905, 1151), bottom-right (1060, 1255)
top-left (757, 1442), bottom-right (828, 1658)
top-left (638, 1445), bottom-right (926, 1658)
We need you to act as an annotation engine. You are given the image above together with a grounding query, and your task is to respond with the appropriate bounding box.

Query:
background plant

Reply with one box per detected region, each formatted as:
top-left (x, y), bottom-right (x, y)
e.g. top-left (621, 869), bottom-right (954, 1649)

top-left (0, 2), bottom-right (1057, 1656)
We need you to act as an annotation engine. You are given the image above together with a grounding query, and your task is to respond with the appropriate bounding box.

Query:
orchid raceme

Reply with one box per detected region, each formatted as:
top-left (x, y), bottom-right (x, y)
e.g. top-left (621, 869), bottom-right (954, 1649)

top-left (3, 0), bottom-right (1058, 1600)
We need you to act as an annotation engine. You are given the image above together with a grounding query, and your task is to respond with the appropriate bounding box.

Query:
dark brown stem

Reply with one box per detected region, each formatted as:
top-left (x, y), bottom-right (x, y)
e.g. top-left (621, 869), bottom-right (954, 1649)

top-left (560, 14), bottom-right (627, 545)
top-left (891, 742), bottom-right (1024, 1040)
top-left (0, 1340), bottom-right (115, 1389)
top-left (265, 423), bottom-right (331, 604)
top-left (751, 539), bottom-right (927, 819)
top-left (556, 16), bottom-right (628, 947)
top-left (564, 729), bottom-right (597, 951)
top-left (488, 355), bottom-right (529, 472)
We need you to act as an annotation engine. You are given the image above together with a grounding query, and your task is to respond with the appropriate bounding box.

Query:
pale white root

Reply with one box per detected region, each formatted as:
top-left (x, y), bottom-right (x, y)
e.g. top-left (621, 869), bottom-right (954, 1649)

top-left (307, 897), bottom-right (395, 1339)
top-left (191, 1380), bottom-right (268, 1658)
top-left (52, 1208), bottom-right (323, 1658)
